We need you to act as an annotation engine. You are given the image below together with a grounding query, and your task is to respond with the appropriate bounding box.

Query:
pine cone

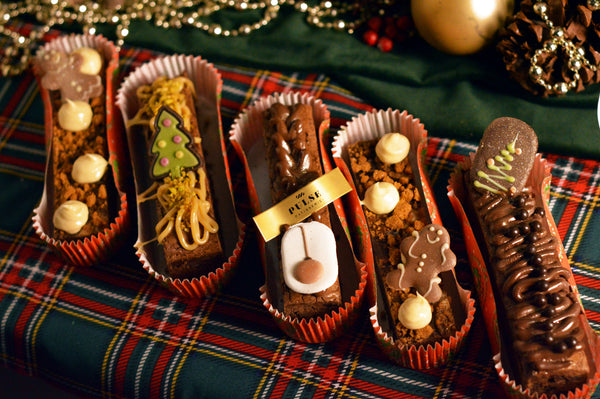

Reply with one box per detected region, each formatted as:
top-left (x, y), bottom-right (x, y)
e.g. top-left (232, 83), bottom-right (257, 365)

top-left (497, 0), bottom-right (600, 96)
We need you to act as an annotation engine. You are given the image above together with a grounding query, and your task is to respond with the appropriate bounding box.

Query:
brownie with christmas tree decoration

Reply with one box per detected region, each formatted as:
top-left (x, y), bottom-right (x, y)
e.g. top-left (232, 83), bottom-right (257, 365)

top-left (127, 75), bottom-right (223, 280)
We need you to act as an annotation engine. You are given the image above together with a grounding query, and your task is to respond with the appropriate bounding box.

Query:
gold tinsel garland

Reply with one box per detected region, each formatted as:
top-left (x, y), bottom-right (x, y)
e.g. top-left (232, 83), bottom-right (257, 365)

top-left (497, 0), bottom-right (600, 96)
top-left (0, 0), bottom-right (400, 77)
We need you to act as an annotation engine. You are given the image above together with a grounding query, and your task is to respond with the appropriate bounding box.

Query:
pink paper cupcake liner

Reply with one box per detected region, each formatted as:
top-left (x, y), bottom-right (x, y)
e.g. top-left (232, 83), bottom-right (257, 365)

top-left (332, 108), bottom-right (475, 369)
top-left (229, 91), bottom-right (367, 343)
top-left (32, 33), bottom-right (130, 267)
top-left (116, 54), bottom-right (245, 299)
top-left (448, 154), bottom-right (600, 398)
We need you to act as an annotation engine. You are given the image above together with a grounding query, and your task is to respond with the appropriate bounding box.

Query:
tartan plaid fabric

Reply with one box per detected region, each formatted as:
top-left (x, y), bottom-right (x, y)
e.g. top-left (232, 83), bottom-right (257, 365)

top-left (0, 30), bottom-right (599, 399)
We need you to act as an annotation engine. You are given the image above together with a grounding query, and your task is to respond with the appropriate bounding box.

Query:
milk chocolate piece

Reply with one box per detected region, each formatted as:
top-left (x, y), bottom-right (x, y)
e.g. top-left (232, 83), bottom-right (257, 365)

top-left (470, 117), bottom-right (538, 194)
top-left (263, 103), bottom-right (342, 319)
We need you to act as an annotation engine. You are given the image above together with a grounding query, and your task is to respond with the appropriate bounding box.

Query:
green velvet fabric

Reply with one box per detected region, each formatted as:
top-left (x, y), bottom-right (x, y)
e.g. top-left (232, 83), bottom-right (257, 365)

top-left (101, 6), bottom-right (600, 159)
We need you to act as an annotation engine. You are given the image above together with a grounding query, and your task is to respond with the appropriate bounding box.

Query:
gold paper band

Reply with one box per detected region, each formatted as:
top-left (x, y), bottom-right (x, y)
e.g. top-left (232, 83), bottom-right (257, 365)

top-left (253, 168), bottom-right (352, 242)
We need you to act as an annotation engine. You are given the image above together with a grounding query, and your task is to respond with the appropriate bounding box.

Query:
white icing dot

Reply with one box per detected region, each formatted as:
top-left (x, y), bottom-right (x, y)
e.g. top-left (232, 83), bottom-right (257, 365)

top-left (418, 261), bottom-right (424, 267)
top-left (429, 226), bottom-right (435, 231)
top-left (437, 229), bottom-right (443, 235)
top-left (421, 253), bottom-right (427, 259)
top-left (416, 267), bottom-right (422, 273)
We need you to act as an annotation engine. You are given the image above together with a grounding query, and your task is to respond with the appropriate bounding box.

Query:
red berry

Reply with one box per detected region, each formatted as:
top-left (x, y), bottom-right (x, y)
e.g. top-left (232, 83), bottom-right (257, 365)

top-left (396, 16), bottom-right (413, 31)
top-left (377, 36), bottom-right (393, 52)
top-left (367, 16), bottom-right (382, 32)
top-left (363, 30), bottom-right (378, 46)
top-left (384, 24), bottom-right (397, 39)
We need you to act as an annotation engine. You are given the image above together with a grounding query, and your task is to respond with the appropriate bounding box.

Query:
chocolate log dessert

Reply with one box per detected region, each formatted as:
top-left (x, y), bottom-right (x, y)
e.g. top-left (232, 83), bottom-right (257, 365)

top-left (263, 103), bottom-right (342, 319)
top-left (464, 117), bottom-right (596, 394)
top-left (128, 76), bottom-right (223, 279)
top-left (347, 133), bottom-right (458, 346)
top-left (35, 47), bottom-right (114, 241)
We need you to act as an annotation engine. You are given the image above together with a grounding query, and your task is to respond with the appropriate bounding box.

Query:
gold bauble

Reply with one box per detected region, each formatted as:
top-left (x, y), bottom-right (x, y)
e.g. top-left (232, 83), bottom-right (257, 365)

top-left (411, 0), bottom-right (514, 55)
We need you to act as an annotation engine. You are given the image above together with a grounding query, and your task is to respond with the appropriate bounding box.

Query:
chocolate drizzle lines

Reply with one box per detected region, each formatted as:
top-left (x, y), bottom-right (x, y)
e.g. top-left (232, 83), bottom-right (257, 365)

top-left (473, 189), bottom-right (585, 371)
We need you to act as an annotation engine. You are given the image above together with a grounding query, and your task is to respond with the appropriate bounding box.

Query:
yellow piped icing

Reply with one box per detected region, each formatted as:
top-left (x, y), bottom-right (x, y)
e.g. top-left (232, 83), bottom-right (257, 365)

top-left (375, 133), bottom-right (410, 164)
top-left (58, 99), bottom-right (93, 131)
top-left (72, 153), bottom-right (108, 184)
top-left (138, 167), bottom-right (218, 250)
top-left (361, 181), bottom-right (399, 214)
top-left (53, 200), bottom-right (89, 234)
top-left (127, 76), bottom-right (195, 131)
top-left (71, 47), bottom-right (103, 75)
top-left (397, 292), bottom-right (432, 330)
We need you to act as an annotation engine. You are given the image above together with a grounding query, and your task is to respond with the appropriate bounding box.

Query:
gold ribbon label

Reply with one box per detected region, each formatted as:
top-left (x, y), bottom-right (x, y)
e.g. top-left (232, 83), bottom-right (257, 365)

top-left (253, 167), bottom-right (352, 242)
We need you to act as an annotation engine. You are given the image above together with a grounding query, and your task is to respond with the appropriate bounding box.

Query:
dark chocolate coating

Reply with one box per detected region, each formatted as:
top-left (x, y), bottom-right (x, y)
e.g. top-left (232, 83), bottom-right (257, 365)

top-left (470, 117), bottom-right (538, 194)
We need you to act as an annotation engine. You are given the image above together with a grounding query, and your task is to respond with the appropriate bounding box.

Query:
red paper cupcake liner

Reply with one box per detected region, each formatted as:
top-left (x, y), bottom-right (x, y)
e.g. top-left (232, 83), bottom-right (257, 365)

top-left (140, 226), bottom-right (246, 299)
top-left (229, 91), bottom-right (368, 343)
top-left (32, 33), bottom-right (130, 267)
top-left (331, 108), bottom-right (476, 369)
top-left (116, 54), bottom-right (245, 299)
top-left (448, 154), bottom-right (600, 398)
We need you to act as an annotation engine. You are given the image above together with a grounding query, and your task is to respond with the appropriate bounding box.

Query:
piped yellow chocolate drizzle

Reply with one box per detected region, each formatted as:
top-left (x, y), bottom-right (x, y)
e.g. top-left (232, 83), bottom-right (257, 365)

top-left (127, 76), bottom-right (195, 130)
top-left (138, 167), bottom-right (219, 250)
top-left (130, 75), bottom-right (219, 251)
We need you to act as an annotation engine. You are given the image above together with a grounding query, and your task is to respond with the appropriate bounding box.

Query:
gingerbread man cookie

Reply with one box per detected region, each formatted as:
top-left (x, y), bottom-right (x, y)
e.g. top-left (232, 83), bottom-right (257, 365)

top-left (386, 224), bottom-right (456, 303)
top-left (36, 49), bottom-right (103, 102)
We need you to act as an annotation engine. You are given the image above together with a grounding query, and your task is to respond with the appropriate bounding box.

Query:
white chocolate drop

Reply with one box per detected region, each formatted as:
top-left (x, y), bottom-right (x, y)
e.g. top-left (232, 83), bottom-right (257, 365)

top-left (397, 293), bottom-right (432, 330)
top-left (361, 182), bottom-right (399, 214)
top-left (53, 200), bottom-right (89, 235)
top-left (71, 47), bottom-right (102, 75)
top-left (375, 133), bottom-right (410, 164)
top-left (58, 99), bottom-right (93, 131)
top-left (72, 153), bottom-right (108, 184)
top-left (280, 221), bottom-right (338, 294)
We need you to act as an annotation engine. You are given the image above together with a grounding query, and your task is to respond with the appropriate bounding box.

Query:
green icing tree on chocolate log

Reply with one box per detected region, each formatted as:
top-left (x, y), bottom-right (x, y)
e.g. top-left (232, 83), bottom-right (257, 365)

top-left (150, 105), bottom-right (200, 179)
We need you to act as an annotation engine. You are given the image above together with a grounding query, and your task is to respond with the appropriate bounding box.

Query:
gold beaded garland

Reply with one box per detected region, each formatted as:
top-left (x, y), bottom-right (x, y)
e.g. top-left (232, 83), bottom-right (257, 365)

top-left (528, 0), bottom-right (598, 95)
top-left (0, 0), bottom-right (399, 76)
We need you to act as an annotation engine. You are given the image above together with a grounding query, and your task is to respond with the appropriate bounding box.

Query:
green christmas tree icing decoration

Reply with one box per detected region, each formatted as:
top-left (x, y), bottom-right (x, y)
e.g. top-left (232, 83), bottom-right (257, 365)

top-left (150, 105), bottom-right (200, 179)
top-left (474, 135), bottom-right (519, 194)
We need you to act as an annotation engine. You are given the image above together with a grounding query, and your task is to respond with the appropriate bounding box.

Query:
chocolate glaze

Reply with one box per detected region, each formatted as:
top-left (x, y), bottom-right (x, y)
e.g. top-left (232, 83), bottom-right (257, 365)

top-left (263, 102), bottom-right (341, 318)
top-left (264, 103), bottom-right (327, 224)
top-left (469, 183), bottom-right (593, 391)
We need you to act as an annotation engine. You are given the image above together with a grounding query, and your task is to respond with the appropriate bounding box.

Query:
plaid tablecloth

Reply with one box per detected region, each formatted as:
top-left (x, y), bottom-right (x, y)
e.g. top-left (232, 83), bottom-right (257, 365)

top-left (1, 31), bottom-right (600, 399)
